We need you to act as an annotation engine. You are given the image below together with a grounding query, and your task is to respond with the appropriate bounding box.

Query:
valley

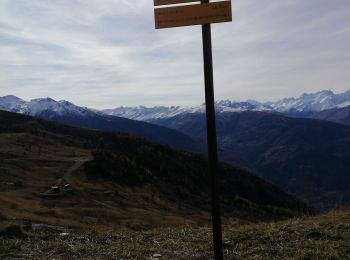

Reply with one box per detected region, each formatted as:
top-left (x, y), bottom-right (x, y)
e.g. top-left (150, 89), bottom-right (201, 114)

top-left (151, 111), bottom-right (350, 209)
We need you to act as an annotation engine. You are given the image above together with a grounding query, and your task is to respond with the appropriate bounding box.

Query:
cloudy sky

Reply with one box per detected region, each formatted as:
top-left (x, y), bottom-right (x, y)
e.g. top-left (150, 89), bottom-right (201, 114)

top-left (0, 0), bottom-right (349, 109)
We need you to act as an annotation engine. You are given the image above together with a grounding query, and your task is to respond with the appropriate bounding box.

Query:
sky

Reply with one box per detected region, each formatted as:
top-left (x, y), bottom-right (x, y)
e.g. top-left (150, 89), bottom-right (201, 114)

top-left (0, 0), bottom-right (350, 109)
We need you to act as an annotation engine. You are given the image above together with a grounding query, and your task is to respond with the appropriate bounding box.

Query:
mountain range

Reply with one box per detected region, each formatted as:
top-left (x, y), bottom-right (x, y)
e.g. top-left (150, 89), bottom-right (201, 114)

top-left (1, 90), bottom-right (350, 124)
top-left (0, 95), bottom-right (200, 153)
top-left (1, 90), bottom-right (350, 209)
top-left (103, 90), bottom-right (350, 122)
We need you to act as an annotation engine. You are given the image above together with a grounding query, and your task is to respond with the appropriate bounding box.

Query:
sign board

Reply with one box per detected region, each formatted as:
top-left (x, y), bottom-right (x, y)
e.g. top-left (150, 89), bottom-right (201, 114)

top-left (154, 1), bottom-right (232, 29)
top-left (154, 0), bottom-right (199, 6)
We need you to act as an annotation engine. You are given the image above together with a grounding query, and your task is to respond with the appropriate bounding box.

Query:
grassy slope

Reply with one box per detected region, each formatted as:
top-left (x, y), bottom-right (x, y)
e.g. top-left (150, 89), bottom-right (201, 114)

top-left (1, 211), bottom-right (350, 259)
top-left (0, 110), bottom-right (310, 228)
top-left (0, 132), bottom-right (209, 230)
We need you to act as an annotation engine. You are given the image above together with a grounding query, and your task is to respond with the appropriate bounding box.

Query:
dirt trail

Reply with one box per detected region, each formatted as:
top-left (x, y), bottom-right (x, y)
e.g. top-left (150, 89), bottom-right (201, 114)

top-left (63, 157), bottom-right (91, 182)
top-left (61, 156), bottom-right (116, 208)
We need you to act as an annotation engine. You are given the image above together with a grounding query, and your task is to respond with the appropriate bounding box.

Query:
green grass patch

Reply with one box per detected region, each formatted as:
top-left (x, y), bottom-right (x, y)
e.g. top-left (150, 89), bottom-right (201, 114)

top-left (0, 240), bottom-right (22, 258)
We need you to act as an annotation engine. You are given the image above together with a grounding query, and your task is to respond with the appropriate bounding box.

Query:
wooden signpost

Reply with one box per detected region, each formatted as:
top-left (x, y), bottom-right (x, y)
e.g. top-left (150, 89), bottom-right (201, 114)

top-left (155, 1), bottom-right (232, 29)
top-left (154, 1), bottom-right (232, 260)
top-left (154, 0), bottom-right (198, 6)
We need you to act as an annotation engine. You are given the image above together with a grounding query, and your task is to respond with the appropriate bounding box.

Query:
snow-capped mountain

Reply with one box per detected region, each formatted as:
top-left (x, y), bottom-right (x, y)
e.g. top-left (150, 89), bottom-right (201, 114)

top-left (103, 106), bottom-right (194, 121)
top-left (0, 95), bottom-right (95, 118)
top-left (0, 95), bottom-right (26, 113)
top-left (103, 90), bottom-right (350, 121)
top-left (0, 95), bottom-right (201, 152)
top-left (267, 90), bottom-right (350, 113)
top-left (1, 89), bottom-right (349, 122)
top-left (103, 101), bottom-right (271, 121)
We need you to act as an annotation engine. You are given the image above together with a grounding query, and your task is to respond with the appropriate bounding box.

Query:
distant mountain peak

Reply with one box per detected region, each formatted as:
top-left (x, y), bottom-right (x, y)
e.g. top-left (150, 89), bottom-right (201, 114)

top-left (2, 94), bottom-right (23, 100)
top-left (0, 95), bottom-right (94, 117)
top-left (0, 95), bottom-right (20, 101)
top-left (301, 89), bottom-right (334, 96)
top-left (31, 97), bottom-right (56, 102)
top-left (0, 95), bottom-right (26, 112)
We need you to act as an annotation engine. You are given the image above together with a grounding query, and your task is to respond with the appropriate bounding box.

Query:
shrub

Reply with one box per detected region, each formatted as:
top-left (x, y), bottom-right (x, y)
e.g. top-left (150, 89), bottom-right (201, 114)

top-left (0, 225), bottom-right (27, 239)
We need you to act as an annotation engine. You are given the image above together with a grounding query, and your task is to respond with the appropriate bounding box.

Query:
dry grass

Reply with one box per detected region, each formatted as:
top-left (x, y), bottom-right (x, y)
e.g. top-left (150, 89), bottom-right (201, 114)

top-left (1, 211), bottom-right (350, 259)
top-left (0, 133), bottom-right (212, 231)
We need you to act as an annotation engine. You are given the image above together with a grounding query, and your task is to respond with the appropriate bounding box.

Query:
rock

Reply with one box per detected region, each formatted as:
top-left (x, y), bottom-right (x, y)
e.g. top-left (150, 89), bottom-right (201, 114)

top-left (1, 182), bottom-right (14, 187)
top-left (152, 253), bottom-right (162, 258)
top-left (63, 184), bottom-right (73, 193)
top-left (59, 232), bottom-right (70, 237)
top-left (49, 186), bottom-right (60, 194)
top-left (31, 223), bottom-right (67, 233)
top-left (104, 190), bottom-right (116, 196)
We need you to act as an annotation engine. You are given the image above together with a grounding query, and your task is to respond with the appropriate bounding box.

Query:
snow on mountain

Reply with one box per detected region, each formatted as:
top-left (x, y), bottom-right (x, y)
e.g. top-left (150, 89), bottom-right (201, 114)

top-left (103, 106), bottom-right (187, 121)
top-left (103, 101), bottom-right (272, 121)
top-left (1, 89), bottom-right (349, 121)
top-left (267, 90), bottom-right (350, 113)
top-left (24, 98), bottom-right (94, 117)
top-left (215, 100), bottom-right (271, 113)
top-left (0, 95), bottom-right (26, 112)
top-left (0, 96), bottom-right (95, 117)
top-left (334, 90), bottom-right (350, 106)
top-left (338, 100), bottom-right (350, 108)
top-left (103, 90), bottom-right (350, 121)
top-left (104, 105), bottom-right (199, 121)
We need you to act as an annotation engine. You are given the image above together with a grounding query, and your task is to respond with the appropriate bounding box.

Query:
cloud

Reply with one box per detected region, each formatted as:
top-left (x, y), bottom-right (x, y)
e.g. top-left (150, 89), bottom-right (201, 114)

top-left (0, 0), bottom-right (349, 108)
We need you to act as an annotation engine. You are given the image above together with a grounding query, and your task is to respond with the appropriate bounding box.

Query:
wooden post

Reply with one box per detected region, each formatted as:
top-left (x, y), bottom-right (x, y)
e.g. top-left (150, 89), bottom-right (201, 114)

top-left (201, 1), bottom-right (223, 259)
